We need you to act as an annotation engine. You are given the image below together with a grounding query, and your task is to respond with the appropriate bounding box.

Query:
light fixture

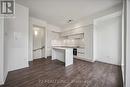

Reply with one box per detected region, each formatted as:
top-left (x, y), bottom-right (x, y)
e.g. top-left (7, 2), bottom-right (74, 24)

top-left (67, 20), bottom-right (73, 23)
top-left (34, 30), bottom-right (38, 36)
top-left (34, 27), bottom-right (40, 36)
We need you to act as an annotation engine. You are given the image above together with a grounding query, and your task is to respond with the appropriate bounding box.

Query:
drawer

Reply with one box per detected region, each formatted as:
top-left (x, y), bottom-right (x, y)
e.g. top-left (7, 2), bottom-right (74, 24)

top-left (77, 52), bottom-right (85, 58)
top-left (77, 48), bottom-right (85, 53)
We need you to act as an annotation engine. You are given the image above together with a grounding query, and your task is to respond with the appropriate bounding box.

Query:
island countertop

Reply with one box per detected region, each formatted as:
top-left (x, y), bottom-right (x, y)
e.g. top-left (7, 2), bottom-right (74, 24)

top-left (52, 46), bottom-right (85, 49)
top-left (52, 46), bottom-right (73, 67)
top-left (52, 46), bottom-right (74, 50)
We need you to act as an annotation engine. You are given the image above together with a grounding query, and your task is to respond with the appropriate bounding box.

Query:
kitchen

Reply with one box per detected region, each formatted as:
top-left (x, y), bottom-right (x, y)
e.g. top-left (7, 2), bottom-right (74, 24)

top-left (30, 10), bottom-right (122, 67)
top-left (51, 25), bottom-right (93, 66)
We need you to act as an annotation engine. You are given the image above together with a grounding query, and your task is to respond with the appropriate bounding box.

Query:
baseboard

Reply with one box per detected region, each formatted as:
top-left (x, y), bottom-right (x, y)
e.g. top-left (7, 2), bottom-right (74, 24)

top-left (95, 59), bottom-right (121, 66)
top-left (121, 64), bottom-right (124, 84)
top-left (47, 56), bottom-right (52, 59)
top-left (0, 81), bottom-right (4, 86)
top-left (74, 57), bottom-right (95, 62)
top-left (0, 84), bottom-right (4, 87)
top-left (0, 71), bottom-right (9, 86)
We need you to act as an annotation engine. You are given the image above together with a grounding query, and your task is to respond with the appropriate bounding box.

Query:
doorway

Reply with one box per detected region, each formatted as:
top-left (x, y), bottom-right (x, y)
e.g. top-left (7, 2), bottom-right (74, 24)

top-left (33, 26), bottom-right (45, 60)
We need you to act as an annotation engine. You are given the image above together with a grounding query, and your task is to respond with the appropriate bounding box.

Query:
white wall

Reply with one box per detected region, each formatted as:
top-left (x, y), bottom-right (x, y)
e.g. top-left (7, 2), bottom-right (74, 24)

top-left (46, 24), bottom-right (60, 56)
top-left (121, 0), bottom-right (126, 83)
top-left (0, 18), bottom-right (4, 85)
top-left (126, 0), bottom-right (130, 87)
top-left (94, 12), bottom-right (122, 65)
top-left (4, 3), bottom-right (29, 73)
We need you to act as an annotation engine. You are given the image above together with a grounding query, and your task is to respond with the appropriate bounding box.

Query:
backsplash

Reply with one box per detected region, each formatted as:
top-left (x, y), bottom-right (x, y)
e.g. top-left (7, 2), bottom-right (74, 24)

top-left (51, 39), bottom-right (85, 47)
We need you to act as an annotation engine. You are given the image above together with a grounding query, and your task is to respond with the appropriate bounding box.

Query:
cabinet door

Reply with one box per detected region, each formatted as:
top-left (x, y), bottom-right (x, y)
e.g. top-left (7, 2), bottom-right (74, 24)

top-left (77, 52), bottom-right (85, 58)
top-left (77, 48), bottom-right (85, 53)
top-left (77, 48), bottom-right (85, 58)
top-left (61, 28), bottom-right (84, 36)
top-left (73, 28), bottom-right (84, 34)
top-left (68, 34), bottom-right (84, 39)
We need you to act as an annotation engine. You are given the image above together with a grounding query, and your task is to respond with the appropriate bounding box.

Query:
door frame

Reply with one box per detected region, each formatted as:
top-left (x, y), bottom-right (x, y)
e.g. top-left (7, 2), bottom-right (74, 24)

top-left (32, 25), bottom-right (46, 60)
top-left (29, 24), bottom-right (47, 61)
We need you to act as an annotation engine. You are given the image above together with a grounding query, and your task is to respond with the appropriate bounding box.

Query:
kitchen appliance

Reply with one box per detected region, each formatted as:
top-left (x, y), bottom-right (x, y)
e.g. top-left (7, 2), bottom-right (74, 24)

top-left (73, 48), bottom-right (77, 55)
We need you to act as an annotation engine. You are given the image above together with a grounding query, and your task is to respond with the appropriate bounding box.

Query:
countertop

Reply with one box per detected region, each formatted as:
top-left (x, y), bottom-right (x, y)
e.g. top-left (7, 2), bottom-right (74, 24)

top-left (52, 46), bottom-right (74, 50)
top-left (52, 46), bottom-right (85, 49)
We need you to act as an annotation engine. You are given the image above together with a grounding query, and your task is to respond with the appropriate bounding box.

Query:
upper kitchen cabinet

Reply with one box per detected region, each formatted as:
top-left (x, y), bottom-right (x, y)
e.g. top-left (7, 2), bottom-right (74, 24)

top-left (61, 27), bottom-right (84, 36)
top-left (61, 24), bottom-right (94, 61)
top-left (68, 34), bottom-right (84, 39)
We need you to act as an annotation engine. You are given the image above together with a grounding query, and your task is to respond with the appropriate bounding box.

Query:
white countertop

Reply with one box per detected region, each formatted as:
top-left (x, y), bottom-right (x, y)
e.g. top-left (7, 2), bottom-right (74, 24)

top-left (52, 46), bottom-right (85, 49)
top-left (52, 46), bottom-right (73, 50)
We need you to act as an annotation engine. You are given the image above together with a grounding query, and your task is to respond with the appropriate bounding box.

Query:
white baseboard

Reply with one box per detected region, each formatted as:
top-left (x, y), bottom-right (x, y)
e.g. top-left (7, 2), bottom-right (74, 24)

top-left (74, 56), bottom-right (95, 62)
top-left (121, 64), bottom-right (124, 83)
top-left (95, 59), bottom-right (121, 66)
top-left (0, 81), bottom-right (4, 86)
top-left (0, 70), bottom-right (9, 85)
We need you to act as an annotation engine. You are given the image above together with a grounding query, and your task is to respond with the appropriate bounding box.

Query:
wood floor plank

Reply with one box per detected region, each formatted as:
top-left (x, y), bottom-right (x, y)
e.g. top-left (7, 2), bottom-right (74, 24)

top-left (1, 58), bottom-right (123, 87)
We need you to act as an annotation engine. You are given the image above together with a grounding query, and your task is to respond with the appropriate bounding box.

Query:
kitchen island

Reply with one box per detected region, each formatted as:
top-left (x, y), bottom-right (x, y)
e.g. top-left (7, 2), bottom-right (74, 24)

top-left (52, 47), bottom-right (73, 67)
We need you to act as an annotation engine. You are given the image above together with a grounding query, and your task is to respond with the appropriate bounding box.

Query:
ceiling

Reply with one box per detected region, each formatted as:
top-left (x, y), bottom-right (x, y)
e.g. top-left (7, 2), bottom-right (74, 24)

top-left (16, 0), bottom-right (122, 28)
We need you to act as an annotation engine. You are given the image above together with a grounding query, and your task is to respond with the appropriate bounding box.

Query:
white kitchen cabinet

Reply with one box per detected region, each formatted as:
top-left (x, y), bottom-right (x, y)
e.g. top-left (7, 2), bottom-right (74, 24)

top-left (77, 48), bottom-right (85, 52)
top-left (73, 27), bottom-right (84, 34)
top-left (61, 24), bottom-right (94, 62)
top-left (68, 34), bottom-right (84, 39)
top-left (77, 53), bottom-right (85, 58)
top-left (77, 48), bottom-right (85, 58)
top-left (61, 27), bottom-right (84, 36)
top-left (52, 47), bottom-right (73, 67)
top-left (74, 25), bottom-right (94, 62)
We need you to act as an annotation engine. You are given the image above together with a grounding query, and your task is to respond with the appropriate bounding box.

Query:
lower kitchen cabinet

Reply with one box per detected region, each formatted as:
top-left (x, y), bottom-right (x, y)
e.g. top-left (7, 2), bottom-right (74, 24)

top-left (77, 48), bottom-right (85, 58)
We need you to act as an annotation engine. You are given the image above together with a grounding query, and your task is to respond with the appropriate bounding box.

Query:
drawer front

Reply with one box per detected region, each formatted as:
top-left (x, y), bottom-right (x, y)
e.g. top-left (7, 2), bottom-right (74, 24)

top-left (77, 48), bottom-right (85, 53)
top-left (77, 52), bottom-right (85, 58)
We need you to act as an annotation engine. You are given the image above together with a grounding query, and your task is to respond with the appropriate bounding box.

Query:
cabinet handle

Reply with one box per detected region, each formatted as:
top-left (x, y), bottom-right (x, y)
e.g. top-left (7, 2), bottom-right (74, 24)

top-left (78, 52), bottom-right (84, 54)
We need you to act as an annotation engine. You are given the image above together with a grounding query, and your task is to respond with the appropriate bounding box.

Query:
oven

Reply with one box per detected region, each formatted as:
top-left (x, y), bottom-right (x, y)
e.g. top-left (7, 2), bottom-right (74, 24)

top-left (73, 48), bottom-right (77, 56)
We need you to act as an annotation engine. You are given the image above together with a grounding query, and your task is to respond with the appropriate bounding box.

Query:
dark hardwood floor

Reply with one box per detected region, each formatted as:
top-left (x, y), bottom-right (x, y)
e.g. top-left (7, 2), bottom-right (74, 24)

top-left (1, 58), bottom-right (123, 87)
